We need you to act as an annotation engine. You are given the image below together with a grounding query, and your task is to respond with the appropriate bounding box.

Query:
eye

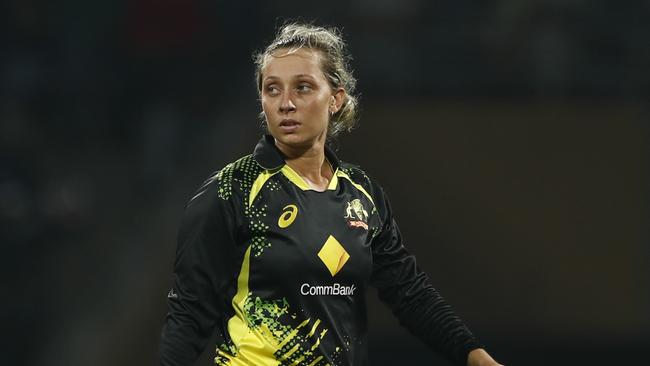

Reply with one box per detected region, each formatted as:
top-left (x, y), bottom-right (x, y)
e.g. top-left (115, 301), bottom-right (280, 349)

top-left (265, 84), bottom-right (280, 96)
top-left (297, 83), bottom-right (313, 93)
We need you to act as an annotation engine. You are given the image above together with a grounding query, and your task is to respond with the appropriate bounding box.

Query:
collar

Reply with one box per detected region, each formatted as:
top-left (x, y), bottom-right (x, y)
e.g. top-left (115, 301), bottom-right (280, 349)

top-left (252, 134), bottom-right (341, 170)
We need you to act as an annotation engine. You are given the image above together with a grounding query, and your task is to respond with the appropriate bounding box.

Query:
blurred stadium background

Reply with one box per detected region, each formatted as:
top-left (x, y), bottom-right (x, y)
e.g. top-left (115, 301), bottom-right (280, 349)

top-left (2, 1), bottom-right (648, 365)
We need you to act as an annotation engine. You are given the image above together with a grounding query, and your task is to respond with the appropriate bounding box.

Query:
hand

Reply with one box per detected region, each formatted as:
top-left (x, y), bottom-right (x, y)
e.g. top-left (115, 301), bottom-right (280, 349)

top-left (467, 348), bottom-right (504, 366)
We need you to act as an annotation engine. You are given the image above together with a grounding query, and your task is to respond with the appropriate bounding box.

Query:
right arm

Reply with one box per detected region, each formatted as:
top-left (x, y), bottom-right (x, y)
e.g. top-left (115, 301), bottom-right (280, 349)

top-left (159, 175), bottom-right (239, 366)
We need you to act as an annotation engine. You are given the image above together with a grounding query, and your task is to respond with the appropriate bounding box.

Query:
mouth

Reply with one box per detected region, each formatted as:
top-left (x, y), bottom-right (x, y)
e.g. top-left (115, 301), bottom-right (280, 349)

top-left (279, 119), bottom-right (300, 132)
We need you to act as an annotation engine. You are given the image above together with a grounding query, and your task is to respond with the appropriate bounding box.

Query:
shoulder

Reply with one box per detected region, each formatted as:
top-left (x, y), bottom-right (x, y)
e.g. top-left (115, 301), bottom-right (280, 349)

top-left (204, 154), bottom-right (266, 201)
top-left (339, 161), bottom-right (371, 185)
top-left (338, 160), bottom-right (394, 223)
top-left (177, 157), bottom-right (259, 249)
top-left (183, 155), bottom-right (263, 212)
top-left (338, 161), bottom-right (386, 203)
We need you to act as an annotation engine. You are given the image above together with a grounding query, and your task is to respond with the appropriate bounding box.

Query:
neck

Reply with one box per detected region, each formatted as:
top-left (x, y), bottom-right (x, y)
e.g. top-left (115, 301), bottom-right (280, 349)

top-left (274, 137), bottom-right (333, 191)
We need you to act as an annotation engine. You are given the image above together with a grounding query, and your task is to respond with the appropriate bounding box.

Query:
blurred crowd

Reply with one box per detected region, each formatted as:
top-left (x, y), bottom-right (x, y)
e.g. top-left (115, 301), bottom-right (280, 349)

top-left (1, 1), bottom-right (648, 365)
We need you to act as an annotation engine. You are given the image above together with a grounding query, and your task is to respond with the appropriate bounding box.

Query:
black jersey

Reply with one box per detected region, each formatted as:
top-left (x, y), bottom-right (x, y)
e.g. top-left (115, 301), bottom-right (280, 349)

top-left (160, 135), bottom-right (481, 366)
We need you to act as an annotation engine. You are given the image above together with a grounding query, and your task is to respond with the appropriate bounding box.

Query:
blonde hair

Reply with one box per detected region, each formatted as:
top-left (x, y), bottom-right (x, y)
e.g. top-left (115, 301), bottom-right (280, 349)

top-left (254, 22), bottom-right (359, 138)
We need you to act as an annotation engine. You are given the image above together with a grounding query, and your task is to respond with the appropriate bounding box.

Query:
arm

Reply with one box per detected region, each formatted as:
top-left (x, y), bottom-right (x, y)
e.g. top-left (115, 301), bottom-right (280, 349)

top-left (159, 175), bottom-right (239, 366)
top-left (370, 186), bottom-right (494, 366)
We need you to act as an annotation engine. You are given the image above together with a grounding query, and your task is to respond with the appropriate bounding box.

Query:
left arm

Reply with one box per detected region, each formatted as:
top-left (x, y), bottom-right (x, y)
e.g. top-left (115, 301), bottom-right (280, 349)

top-left (369, 184), bottom-right (502, 366)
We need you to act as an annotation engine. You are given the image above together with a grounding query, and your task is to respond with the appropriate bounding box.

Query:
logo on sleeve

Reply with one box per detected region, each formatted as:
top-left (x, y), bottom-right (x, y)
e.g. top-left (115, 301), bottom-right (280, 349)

top-left (278, 204), bottom-right (298, 228)
top-left (344, 199), bottom-right (368, 230)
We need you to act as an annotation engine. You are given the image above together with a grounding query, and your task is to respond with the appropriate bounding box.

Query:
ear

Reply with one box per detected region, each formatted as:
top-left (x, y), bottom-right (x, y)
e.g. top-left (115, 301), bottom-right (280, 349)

top-left (330, 88), bottom-right (346, 114)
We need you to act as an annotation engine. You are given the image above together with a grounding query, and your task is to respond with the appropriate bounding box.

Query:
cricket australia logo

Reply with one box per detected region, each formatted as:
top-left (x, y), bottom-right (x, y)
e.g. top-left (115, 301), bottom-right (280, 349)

top-left (344, 199), bottom-right (369, 230)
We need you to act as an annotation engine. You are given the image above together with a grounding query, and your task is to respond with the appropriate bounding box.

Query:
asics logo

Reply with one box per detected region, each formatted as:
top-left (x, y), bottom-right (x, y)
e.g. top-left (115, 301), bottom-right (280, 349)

top-left (278, 204), bottom-right (298, 228)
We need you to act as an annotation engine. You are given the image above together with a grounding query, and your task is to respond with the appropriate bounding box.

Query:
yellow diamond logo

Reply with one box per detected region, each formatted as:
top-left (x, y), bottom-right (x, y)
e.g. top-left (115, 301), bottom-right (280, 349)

top-left (317, 235), bottom-right (350, 276)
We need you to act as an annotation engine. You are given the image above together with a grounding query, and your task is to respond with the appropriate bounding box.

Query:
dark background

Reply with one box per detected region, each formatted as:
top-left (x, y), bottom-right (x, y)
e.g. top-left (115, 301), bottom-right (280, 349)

top-left (2, 1), bottom-right (648, 365)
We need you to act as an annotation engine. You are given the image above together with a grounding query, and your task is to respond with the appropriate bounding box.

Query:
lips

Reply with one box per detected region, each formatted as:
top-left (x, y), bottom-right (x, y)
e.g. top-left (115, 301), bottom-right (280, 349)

top-left (279, 119), bottom-right (300, 132)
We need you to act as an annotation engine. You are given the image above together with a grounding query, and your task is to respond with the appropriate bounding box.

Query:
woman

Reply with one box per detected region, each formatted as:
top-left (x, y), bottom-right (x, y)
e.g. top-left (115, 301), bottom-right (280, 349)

top-left (160, 23), bottom-right (503, 366)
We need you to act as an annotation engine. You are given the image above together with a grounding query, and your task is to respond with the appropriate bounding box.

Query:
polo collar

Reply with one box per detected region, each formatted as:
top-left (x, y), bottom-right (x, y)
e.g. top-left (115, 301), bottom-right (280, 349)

top-left (252, 134), bottom-right (341, 170)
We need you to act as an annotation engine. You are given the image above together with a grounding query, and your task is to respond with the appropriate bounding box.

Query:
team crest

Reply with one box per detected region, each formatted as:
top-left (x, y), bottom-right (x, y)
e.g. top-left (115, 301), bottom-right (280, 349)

top-left (344, 199), bottom-right (368, 230)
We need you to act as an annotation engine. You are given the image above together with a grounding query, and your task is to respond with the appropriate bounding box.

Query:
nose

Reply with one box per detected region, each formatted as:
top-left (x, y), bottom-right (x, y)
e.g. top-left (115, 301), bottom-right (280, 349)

top-left (279, 92), bottom-right (296, 114)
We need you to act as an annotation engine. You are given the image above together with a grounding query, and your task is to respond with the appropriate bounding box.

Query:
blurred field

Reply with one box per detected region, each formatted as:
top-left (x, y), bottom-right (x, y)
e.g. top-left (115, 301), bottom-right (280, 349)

top-left (2, 1), bottom-right (648, 365)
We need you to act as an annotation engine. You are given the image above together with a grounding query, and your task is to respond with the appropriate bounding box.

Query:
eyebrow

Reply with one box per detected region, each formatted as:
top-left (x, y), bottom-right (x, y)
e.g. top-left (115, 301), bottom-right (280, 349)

top-left (295, 74), bottom-right (316, 80)
top-left (263, 74), bottom-right (317, 82)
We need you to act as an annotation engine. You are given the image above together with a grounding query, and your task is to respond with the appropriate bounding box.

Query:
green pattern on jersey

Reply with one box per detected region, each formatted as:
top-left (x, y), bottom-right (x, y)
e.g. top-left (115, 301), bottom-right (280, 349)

top-left (216, 293), bottom-right (336, 366)
top-left (216, 155), bottom-right (262, 201)
top-left (215, 155), bottom-right (272, 257)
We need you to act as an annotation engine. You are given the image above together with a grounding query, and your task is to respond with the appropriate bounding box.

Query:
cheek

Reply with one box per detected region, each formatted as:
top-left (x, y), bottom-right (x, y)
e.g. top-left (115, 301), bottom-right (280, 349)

top-left (307, 96), bottom-right (330, 116)
top-left (261, 99), bottom-right (273, 116)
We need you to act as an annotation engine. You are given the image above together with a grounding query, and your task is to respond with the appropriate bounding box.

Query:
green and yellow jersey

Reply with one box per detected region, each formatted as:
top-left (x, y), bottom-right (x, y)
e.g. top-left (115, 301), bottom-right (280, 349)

top-left (160, 135), bottom-right (480, 366)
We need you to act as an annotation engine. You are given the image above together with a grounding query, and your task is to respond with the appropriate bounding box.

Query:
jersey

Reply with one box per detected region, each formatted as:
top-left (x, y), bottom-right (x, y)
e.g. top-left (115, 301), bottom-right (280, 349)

top-left (159, 135), bottom-right (481, 366)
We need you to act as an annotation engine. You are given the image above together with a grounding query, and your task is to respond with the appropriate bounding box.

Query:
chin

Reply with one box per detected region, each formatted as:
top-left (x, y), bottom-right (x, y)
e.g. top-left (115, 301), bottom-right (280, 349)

top-left (274, 133), bottom-right (309, 147)
top-left (272, 130), bottom-right (324, 149)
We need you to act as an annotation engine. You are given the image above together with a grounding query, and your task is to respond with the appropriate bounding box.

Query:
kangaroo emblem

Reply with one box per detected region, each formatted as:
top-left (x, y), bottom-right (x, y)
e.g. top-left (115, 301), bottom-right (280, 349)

top-left (344, 199), bottom-right (368, 224)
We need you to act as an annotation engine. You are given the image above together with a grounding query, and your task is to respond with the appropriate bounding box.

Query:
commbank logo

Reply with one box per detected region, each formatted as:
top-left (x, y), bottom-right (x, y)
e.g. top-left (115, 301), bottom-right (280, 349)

top-left (304, 236), bottom-right (356, 296)
top-left (317, 235), bottom-right (350, 276)
top-left (301, 283), bottom-right (356, 296)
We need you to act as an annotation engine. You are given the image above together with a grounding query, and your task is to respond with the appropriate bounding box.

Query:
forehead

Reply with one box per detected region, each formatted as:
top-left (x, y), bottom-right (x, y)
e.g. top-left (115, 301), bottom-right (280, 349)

top-left (262, 47), bottom-right (324, 79)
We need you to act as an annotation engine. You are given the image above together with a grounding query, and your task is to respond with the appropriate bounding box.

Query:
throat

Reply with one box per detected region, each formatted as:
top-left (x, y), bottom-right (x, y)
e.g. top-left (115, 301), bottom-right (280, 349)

top-left (301, 174), bottom-right (330, 192)
top-left (285, 158), bottom-right (334, 192)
